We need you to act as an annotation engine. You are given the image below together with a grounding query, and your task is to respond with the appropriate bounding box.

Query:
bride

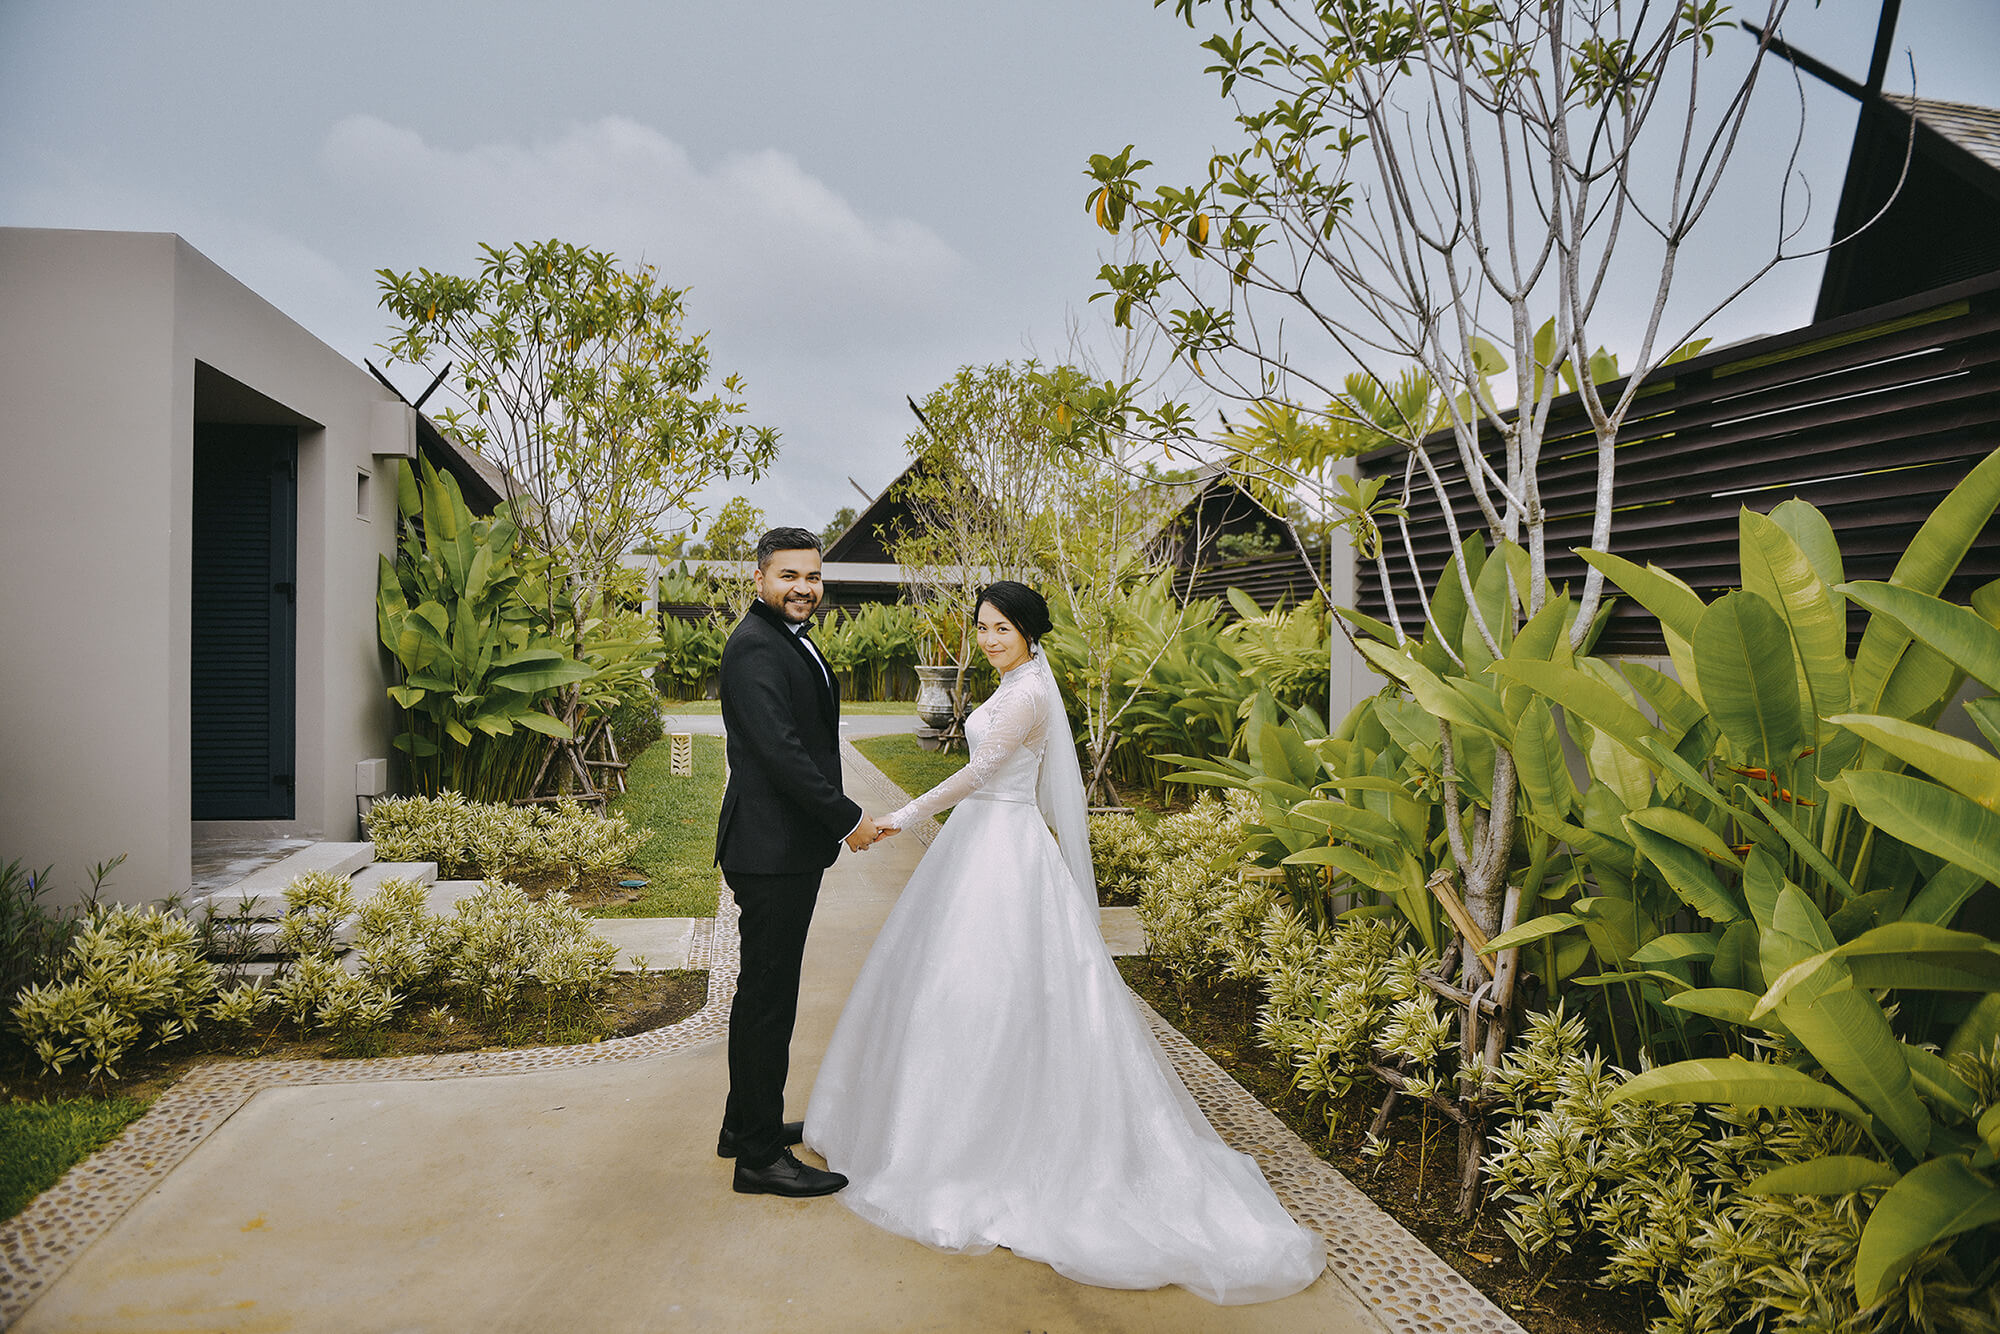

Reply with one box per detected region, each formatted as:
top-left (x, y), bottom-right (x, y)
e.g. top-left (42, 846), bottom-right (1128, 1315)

top-left (805, 581), bottom-right (1325, 1306)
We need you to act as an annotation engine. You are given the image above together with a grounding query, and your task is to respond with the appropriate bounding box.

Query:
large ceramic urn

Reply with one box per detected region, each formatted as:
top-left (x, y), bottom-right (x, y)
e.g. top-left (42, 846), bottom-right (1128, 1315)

top-left (913, 664), bottom-right (960, 728)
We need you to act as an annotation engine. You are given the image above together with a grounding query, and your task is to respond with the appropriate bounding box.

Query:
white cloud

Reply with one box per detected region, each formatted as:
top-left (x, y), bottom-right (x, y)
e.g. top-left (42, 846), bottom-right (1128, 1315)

top-left (1, 114), bottom-right (986, 531)
top-left (317, 114), bottom-right (966, 348)
top-left (305, 113), bottom-right (985, 528)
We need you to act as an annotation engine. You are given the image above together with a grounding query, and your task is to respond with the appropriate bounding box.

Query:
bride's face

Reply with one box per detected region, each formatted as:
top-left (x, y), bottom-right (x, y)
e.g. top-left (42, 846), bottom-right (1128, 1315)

top-left (975, 603), bottom-right (1033, 675)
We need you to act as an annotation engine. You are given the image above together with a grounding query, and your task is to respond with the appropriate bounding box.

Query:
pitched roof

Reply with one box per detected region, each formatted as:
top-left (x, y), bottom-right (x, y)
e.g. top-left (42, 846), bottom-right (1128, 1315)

top-left (1895, 95), bottom-right (2000, 174)
top-left (824, 455), bottom-right (944, 564)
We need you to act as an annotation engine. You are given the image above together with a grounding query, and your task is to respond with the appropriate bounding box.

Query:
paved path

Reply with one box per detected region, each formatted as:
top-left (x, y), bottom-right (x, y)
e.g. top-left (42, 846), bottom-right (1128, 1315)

top-left (4, 752), bottom-right (1494, 1333)
top-left (659, 709), bottom-right (919, 739)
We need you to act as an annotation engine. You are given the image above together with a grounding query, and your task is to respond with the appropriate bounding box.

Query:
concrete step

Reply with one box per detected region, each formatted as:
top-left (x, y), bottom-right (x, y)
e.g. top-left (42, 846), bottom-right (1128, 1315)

top-left (425, 879), bottom-right (490, 917)
top-left (1099, 906), bottom-right (1147, 958)
top-left (194, 841), bottom-right (375, 918)
top-left (349, 862), bottom-right (439, 903)
top-left (589, 917), bottom-right (701, 972)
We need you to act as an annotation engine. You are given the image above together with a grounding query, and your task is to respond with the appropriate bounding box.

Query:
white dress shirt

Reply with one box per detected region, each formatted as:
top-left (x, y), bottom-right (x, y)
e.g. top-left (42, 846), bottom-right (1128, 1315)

top-left (794, 620), bottom-right (864, 842)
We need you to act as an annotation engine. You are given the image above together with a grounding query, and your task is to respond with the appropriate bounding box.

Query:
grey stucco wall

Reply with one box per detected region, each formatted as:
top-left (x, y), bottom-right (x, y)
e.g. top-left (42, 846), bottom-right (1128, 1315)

top-left (1, 228), bottom-right (413, 907)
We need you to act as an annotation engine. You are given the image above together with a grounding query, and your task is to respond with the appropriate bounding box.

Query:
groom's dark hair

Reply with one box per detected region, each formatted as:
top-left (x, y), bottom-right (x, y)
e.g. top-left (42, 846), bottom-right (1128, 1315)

top-left (755, 526), bottom-right (823, 569)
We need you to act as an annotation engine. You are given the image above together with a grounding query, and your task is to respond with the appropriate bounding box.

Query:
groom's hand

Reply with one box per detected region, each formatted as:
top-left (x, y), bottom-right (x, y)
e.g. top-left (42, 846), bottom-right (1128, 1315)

top-left (845, 815), bottom-right (880, 852)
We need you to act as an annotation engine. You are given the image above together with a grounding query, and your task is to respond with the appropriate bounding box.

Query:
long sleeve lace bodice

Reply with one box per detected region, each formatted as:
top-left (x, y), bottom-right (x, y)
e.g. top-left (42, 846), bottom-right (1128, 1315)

top-left (884, 665), bottom-right (1047, 828)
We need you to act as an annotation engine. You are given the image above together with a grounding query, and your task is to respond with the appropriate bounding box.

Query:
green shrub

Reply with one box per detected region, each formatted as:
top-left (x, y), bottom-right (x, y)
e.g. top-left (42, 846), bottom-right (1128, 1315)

top-left (1255, 911), bottom-right (1434, 1115)
top-left (275, 870), bottom-right (355, 959)
top-left (2, 856), bottom-right (124, 1007)
top-left (1132, 791), bottom-right (1258, 978)
top-left (654, 612), bottom-right (726, 701)
top-left (607, 692), bottom-right (664, 758)
top-left (439, 881), bottom-right (617, 1017)
top-left (1472, 1006), bottom-right (1988, 1334)
top-left (263, 872), bottom-right (401, 1044)
top-left (353, 876), bottom-right (441, 992)
top-left (1087, 814), bottom-right (1156, 906)
top-left (364, 792), bottom-right (651, 882)
top-left (1136, 792), bottom-right (1256, 980)
top-left (9, 904), bottom-right (219, 1080)
top-left (2, 859), bottom-right (67, 1004)
top-left (7, 862), bottom-right (626, 1076)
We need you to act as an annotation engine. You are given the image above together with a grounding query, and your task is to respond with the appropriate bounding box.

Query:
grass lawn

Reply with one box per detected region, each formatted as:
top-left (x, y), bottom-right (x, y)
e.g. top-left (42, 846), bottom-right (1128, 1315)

top-left (852, 734), bottom-right (968, 822)
top-left (1, 1096), bottom-right (150, 1221)
top-left (659, 699), bottom-right (919, 716)
top-left (602, 733), bottom-right (728, 917)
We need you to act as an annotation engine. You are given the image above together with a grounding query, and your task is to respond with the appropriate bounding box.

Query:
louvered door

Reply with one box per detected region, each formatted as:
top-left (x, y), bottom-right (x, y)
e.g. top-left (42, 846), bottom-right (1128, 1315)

top-left (191, 425), bottom-right (296, 819)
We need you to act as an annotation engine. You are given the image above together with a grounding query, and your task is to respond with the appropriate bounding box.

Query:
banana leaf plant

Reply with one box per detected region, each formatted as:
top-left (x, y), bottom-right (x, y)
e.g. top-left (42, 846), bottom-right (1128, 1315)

top-left (1484, 451), bottom-right (2000, 1045)
top-left (378, 458), bottom-right (597, 800)
top-left (1557, 447), bottom-right (2000, 1309)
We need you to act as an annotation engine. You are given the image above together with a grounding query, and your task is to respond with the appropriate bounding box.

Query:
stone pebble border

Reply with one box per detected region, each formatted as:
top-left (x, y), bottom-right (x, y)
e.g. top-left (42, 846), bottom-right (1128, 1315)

top-left (0, 744), bottom-right (1522, 1334)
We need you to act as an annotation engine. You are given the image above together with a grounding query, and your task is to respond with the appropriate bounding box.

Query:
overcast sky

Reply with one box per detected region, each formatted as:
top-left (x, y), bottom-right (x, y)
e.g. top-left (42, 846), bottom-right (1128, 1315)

top-left (4, 1), bottom-right (1997, 538)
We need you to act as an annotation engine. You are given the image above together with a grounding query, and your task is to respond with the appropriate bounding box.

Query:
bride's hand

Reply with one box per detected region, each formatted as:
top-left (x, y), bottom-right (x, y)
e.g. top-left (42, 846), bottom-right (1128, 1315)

top-left (872, 823), bottom-right (900, 842)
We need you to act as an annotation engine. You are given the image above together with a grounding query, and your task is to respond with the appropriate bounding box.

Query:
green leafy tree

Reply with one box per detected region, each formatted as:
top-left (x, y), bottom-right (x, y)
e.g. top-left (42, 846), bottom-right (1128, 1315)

top-left (1031, 305), bottom-right (1208, 804)
top-left (377, 240), bottom-right (779, 646)
top-left (1066, 0), bottom-right (1814, 1209)
top-left (378, 240), bottom-right (778, 793)
top-left (690, 496), bottom-right (766, 561)
top-left (890, 362), bottom-right (1075, 684)
top-left (820, 506), bottom-right (859, 550)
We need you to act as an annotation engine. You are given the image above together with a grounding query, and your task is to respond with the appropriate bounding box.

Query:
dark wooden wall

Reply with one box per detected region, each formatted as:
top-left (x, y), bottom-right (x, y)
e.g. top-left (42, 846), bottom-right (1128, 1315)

top-left (1357, 272), bottom-right (2000, 654)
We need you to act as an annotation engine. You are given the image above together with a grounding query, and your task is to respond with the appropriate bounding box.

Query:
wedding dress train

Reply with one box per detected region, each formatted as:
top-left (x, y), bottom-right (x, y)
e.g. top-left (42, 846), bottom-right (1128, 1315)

top-left (805, 651), bottom-right (1324, 1305)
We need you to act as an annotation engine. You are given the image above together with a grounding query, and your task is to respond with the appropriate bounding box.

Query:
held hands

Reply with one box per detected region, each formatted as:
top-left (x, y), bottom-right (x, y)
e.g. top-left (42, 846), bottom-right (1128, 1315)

top-left (845, 815), bottom-right (901, 853)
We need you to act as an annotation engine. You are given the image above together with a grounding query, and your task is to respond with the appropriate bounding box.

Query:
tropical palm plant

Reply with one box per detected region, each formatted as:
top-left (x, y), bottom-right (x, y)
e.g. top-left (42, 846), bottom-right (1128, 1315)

top-left (377, 459), bottom-right (595, 799)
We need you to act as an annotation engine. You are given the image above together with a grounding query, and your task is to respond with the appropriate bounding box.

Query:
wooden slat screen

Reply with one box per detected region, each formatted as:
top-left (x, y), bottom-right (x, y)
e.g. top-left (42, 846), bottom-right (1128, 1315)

top-left (1357, 272), bottom-right (2000, 654)
top-left (1177, 552), bottom-right (1326, 611)
top-left (191, 424), bottom-right (297, 820)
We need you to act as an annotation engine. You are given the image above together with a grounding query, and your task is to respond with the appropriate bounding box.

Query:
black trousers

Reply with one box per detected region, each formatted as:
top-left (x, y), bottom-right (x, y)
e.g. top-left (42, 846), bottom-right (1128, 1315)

top-left (721, 868), bottom-right (823, 1168)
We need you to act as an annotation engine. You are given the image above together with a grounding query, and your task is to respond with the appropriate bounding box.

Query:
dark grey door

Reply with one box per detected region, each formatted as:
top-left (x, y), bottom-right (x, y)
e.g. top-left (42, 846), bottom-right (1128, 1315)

top-left (191, 425), bottom-right (297, 819)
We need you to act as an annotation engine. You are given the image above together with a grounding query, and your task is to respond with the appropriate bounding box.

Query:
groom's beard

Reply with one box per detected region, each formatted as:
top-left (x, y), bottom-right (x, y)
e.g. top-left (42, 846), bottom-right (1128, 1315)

top-left (761, 587), bottom-right (820, 623)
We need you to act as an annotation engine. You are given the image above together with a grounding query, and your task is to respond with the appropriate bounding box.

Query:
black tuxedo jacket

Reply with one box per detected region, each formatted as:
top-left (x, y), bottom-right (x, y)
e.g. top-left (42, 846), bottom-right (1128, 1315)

top-left (714, 598), bottom-right (862, 875)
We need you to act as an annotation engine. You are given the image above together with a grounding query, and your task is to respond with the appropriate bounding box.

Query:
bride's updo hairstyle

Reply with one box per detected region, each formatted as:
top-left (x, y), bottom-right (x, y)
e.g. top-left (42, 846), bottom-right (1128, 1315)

top-left (975, 581), bottom-right (1052, 646)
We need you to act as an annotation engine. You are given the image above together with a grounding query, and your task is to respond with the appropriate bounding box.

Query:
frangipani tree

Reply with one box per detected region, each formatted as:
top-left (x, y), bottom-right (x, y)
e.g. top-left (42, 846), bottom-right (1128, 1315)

top-left (1073, 0), bottom-right (1809, 947)
top-left (891, 363), bottom-right (1074, 712)
top-left (379, 240), bottom-right (778, 796)
top-left (1060, 0), bottom-right (1826, 1206)
top-left (379, 240), bottom-right (779, 649)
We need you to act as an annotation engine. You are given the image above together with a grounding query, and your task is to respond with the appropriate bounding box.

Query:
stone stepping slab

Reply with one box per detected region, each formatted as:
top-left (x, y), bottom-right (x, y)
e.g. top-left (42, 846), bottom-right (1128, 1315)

top-left (588, 917), bottom-right (701, 972)
top-left (1099, 906), bottom-right (1147, 957)
top-left (189, 842), bottom-right (378, 918)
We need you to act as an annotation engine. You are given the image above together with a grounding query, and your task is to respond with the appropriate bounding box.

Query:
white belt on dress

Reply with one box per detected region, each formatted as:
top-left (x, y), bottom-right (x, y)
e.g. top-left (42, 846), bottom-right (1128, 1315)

top-left (962, 791), bottom-right (1038, 806)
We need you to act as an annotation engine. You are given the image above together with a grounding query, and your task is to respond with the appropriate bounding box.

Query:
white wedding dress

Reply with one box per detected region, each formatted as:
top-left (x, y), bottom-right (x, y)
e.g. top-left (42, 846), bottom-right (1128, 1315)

top-left (805, 650), bottom-right (1325, 1305)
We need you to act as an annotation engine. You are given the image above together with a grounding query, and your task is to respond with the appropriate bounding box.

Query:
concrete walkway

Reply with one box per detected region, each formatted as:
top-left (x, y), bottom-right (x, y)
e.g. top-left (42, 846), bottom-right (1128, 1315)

top-left (659, 709), bottom-right (920, 739)
top-left (6, 755), bottom-right (1441, 1333)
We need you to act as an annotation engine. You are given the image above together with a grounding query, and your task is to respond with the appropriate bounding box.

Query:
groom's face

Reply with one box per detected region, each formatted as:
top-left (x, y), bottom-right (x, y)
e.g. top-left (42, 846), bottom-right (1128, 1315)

top-left (754, 548), bottom-right (824, 624)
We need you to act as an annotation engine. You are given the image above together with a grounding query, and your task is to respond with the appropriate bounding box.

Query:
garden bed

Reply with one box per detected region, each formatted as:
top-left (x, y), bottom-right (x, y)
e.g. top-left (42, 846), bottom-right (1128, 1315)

top-left (0, 966), bottom-right (708, 1225)
top-left (1119, 957), bottom-right (1642, 1334)
top-left (1, 968), bottom-right (707, 1107)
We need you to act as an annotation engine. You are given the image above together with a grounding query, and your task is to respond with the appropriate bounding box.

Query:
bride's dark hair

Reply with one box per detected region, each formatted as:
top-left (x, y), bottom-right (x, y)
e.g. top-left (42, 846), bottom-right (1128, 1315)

top-left (975, 581), bottom-right (1052, 645)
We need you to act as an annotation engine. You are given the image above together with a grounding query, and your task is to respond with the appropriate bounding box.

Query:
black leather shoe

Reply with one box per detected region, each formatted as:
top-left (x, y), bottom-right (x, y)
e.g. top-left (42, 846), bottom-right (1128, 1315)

top-left (717, 1120), bottom-right (805, 1159)
top-left (733, 1149), bottom-right (848, 1197)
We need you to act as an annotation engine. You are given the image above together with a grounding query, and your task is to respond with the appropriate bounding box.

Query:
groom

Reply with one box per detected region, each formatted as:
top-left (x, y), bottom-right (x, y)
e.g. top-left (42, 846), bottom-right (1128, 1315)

top-left (714, 526), bottom-right (878, 1197)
